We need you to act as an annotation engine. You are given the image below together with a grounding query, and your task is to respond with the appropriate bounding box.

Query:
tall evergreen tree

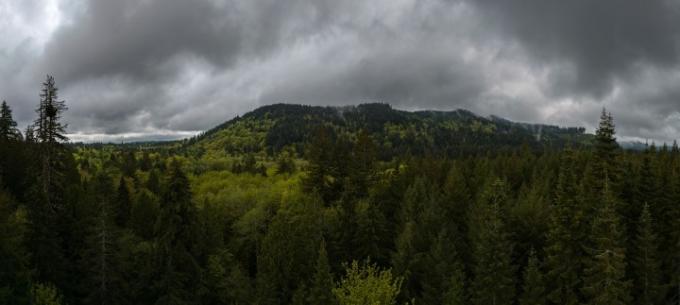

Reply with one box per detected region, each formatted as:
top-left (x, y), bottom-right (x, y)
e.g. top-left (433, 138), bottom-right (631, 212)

top-left (82, 173), bottom-right (124, 305)
top-left (153, 160), bottom-right (202, 305)
top-left (520, 249), bottom-right (546, 305)
top-left (307, 240), bottom-right (336, 305)
top-left (545, 152), bottom-right (583, 305)
top-left (594, 108), bottom-right (618, 165)
top-left (34, 75), bottom-right (69, 207)
top-left (26, 75), bottom-right (73, 291)
top-left (470, 179), bottom-right (515, 305)
top-left (581, 181), bottom-right (630, 305)
top-left (631, 203), bottom-right (663, 305)
top-left (114, 177), bottom-right (132, 227)
top-left (421, 229), bottom-right (465, 305)
top-left (0, 101), bottom-right (20, 141)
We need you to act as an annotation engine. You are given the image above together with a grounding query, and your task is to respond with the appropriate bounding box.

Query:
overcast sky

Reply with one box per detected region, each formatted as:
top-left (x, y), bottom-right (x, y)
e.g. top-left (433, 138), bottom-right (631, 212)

top-left (2, 0), bottom-right (680, 142)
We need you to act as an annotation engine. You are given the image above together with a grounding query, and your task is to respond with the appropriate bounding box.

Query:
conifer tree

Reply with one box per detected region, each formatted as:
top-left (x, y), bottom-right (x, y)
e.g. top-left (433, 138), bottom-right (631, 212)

top-left (307, 240), bottom-right (337, 305)
top-left (421, 229), bottom-right (465, 305)
top-left (441, 265), bottom-right (465, 305)
top-left (545, 152), bottom-right (583, 305)
top-left (470, 179), bottom-right (515, 305)
top-left (594, 108), bottom-right (618, 165)
top-left (592, 108), bottom-right (620, 194)
top-left (83, 173), bottom-right (124, 305)
top-left (26, 75), bottom-right (72, 290)
top-left (632, 203), bottom-right (662, 305)
top-left (346, 130), bottom-right (377, 199)
top-left (581, 181), bottom-right (630, 305)
top-left (520, 249), bottom-right (546, 305)
top-left (0, 100), bottom-right (20, 141)
top-left (114, 177), bottom-right (132, 227)
top-left (154, 160), bottom-right (202, 305)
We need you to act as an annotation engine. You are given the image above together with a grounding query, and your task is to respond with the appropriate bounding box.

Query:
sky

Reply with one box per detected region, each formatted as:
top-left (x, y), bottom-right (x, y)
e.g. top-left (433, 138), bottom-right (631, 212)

top-left (1, 0), bottom-right (680, 143)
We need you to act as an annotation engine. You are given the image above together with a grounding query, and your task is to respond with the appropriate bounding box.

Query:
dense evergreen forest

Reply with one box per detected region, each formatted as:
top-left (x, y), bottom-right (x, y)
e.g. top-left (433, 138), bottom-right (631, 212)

top-left (2, 75), bottom-right (680, 305)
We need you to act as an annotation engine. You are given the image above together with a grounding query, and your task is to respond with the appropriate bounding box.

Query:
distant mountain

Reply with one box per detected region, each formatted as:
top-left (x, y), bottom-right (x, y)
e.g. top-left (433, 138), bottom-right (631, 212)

top-left (185, 103), bottom-right (592, 158)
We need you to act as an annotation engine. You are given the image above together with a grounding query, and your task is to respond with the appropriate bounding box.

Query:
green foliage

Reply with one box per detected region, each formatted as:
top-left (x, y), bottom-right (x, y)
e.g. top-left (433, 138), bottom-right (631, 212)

top-left (581, 182), bottom-right (631, 305)
top-left (333, 261), bottom-right (403, 305)
top-left (307, 240), bottom-right (337, 305)
top-left (31, 283), bottom-right (64, 305)
top-left (4, 103), bottom-right (680, 305)
top-left (631, 203), bottom-right (663, 305)
top-left (519, 249), bottom-right (546, 305)
top-left (470, 179), bottom-right (516, 305)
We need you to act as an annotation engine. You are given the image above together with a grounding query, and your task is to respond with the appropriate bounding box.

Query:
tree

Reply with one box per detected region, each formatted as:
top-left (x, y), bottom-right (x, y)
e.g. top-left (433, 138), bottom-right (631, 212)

top-left (545, 152), bottom-right (583, 305)
top-left (26, 75), bottom-right (74, 292)
top-left (421, 229), bottom-right (465, 305)
top-left (519, 249), bottom-right (546, 305)
top-left (34, 75), bottom-right (69, 207)
top-left (82, 173), bottom-right (124, 305)
top-left (0, 190), bottom-right (31, 305)
top-left (470, 179), bottom-right (516, 305)
top-left (631, 203), bottom-right (662, 305)
top-left (153, 160), bottom-right (202, 305)
top-left (346, 130), bottom-right (377, 199)
top-left (581, 181), bottom-right (630, 305)
top-left (114, 177), bottom-right (132, 227)
top-left (307, 240), bottom-right (337, 305)
top-left (31, 283), bottom-right (65, 305)
top-left (0, 101), bottom-right (20, 141)
top-left (333, 261), bottom-right (404, 305)
top-left (594, 108), bottom-right (618, 165)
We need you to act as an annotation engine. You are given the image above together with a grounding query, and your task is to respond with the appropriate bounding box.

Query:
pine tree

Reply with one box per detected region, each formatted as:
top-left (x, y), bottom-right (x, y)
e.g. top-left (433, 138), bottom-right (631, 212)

top-left (594, 108), bottom-right (618, 165)
top-left (470, 179), bottom-right (515, 305)
top-left (83, 173), bottom-right (124, 305)
top-left (307, 240), bottom-right (337, 305)
top-left (0, 101), bottom-right (20, 141)
top-left (0, 189), bottom-right (31, 305)
top-left (442, 264), bottom-right (465, 305)
top-left (421, 229), bottom-right (465, 305)
top-left (26, 75), bottom-right (72, 291)
top-left (346, 130), bottom-right (377, 199)
top-left (33, 74), bottom-right (69, 209)
top-left (520, 249), bottom-right (546, 305)
top-left (632, 203), bottom-right (662, 305)
top-left (545, 152), bottom-right (583, 305)
top-left (114, 177), bottom-right (132, 227)
top-left (581, 181), bottom-right (630, 305)
top-left (154, 160), bottom-right (202, 305)
top-left (592, 109), bottom-right (620, 194)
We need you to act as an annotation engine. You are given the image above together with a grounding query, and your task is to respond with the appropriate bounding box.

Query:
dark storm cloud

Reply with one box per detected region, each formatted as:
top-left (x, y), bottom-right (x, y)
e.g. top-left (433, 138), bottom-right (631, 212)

top-left (3, 0), bottom-right (680, 142)
top-left (470, 0), bottom-right (680, 98)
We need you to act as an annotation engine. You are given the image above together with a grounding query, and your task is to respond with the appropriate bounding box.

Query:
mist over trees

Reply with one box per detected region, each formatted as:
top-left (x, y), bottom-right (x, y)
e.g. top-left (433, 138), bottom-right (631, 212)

top-left (1, 76), bottom-right (680, 305)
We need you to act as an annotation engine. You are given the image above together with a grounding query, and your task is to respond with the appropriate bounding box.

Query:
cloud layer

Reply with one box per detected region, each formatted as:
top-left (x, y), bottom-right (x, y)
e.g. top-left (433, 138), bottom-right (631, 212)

top-left (1, 0), bottom-right (680, 142)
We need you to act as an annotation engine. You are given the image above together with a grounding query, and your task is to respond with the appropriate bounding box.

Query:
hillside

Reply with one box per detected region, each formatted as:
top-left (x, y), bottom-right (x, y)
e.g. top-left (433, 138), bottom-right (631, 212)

top-left (185, 103), bottom-right (591, 158)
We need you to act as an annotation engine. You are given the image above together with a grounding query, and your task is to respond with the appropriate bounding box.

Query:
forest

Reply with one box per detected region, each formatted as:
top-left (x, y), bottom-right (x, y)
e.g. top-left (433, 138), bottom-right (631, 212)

top-left (1, 75), bottom-right (680, 305)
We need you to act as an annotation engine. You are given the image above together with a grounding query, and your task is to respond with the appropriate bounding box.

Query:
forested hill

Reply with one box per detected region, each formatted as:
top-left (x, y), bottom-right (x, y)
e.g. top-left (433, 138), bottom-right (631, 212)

top-left (184, 103), bottom-right (591, 157)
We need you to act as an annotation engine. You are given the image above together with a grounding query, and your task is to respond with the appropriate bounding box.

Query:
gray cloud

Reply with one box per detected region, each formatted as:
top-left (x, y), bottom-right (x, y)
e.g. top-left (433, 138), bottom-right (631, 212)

top-left (2, 0), bottom-right (680, 142)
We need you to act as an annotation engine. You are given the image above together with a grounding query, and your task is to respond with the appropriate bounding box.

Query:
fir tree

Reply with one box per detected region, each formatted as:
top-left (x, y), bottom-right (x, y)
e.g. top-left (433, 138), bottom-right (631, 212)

top-left (581, 181), bottom-right (630, 305)
top-left (114, 177), bottom-right (132, 227)
top-left (632, 203), bottom-right (662, 305)
top-left (0, 101), bottom-right (20, 141)
top-left (520, 249), bottom-right (546, 305)
top-left (83, 173), bottom-right (124, 305)
top-left (545, 152), bottom-right (583, 305)
top-left (153, 160), bottom-right (202, 305)
top-left (594, 108), bottom-right (618, 165)
top-left (421, 229), bottom-right (465, 305)
top-left (307, 240), bottom-right (337, 305)
top-left (470, 179), bottom-right (516, 305)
